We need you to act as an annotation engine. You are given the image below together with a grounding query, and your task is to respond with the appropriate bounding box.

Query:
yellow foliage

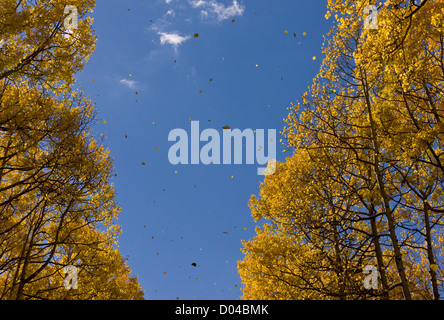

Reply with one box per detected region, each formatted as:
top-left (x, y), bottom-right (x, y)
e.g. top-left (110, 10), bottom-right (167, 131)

top-left (0, 0), bottom-right (143, 300)
top-left (239, 0), bottom-right (444, 300)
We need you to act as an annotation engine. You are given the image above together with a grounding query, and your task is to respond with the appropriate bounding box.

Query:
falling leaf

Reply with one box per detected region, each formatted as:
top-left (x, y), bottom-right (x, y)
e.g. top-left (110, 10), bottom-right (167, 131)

top-left (313, 56), bottom-right (316, 60)
top-left (142, 162), bottom-right (146, 166)
top-left (199, 90), bottom-right (202, 93)
top-left (223, 232), bottom-right (228, 234)
top-left (293, 33), bottom-right (296, 37)
top-left (222, 125), bottom-right (230, 129)
top-left (155, 148), bottom-right (158, 151)
top-left (135, 91), bottom-right (138, 94)
top-left (163, 271), bottom-right (166, 274)
top-left (194, 33), bottom-right (199, 38)
top-left (232, 19), bottom-right (235, 22)
top-left (303, 32), bottom-right (307, 36)
top-left (210, 78), bottom-right (213, 82)
top-left (103, 120), bottom-right (107, 124)
top-left (284, 30), bottom-right (288, 34)
top-left (191, 263), bottom-right (197, 267)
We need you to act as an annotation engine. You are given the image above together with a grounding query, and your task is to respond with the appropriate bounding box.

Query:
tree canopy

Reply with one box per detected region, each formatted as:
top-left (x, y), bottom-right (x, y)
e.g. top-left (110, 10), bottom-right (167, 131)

top-left (0, 0), bottom-right (144, 299)
top-left (239, 0), bottom-right (444, 300)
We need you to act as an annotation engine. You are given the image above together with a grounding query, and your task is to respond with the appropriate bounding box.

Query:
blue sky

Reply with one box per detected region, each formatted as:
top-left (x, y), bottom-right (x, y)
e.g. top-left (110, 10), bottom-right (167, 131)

top-left (74, 0), bottom-right (333, 300)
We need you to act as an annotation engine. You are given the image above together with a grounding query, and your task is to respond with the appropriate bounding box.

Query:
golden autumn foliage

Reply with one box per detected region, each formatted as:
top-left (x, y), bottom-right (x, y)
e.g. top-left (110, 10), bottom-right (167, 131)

top-left (0, 0), bottom-right (96, 94)
top-left (0, 1), bottom-right (143, 299)
top-left (239, 0), bottom-right (444, 300)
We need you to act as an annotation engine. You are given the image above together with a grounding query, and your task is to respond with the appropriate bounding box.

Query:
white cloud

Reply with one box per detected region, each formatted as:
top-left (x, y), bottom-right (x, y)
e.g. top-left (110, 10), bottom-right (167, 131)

top-left (165, 9), bottom-right (175, 17)
top-left (190, 0), bottom-right (207, 7)
top-left (158, 32), bottom-right (190, 50)
top-left (120, 79), bottom-right (138, 89)
top-left (189, 0), bottom-right (245, 21)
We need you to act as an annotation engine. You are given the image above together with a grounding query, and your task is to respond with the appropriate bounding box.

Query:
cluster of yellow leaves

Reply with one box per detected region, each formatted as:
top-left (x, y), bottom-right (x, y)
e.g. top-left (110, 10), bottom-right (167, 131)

top-left (0, 0), bottom-right (96, 95)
